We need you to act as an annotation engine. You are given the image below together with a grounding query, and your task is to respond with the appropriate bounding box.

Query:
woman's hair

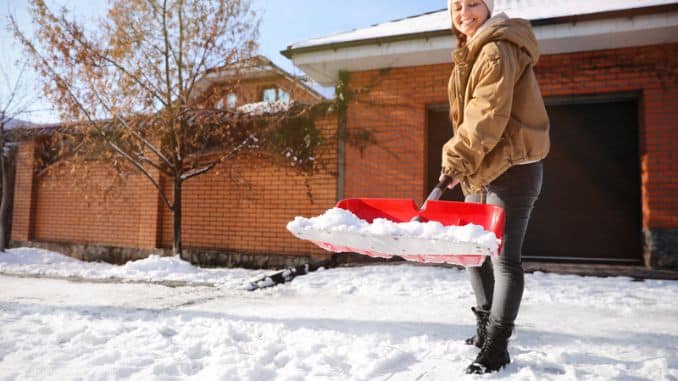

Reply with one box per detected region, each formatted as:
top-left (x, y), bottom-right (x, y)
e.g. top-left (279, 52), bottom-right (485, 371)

top-left (453, 26), bottom-right (467, 50)
top-left (448, 0), bottom-right (467, 50)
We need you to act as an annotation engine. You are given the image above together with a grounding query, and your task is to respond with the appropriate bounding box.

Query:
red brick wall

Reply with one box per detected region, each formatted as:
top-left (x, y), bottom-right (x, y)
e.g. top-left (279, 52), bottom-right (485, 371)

top-left (12, 114), bottom-right (336, 257)
top-left (159, 114), bottom-right (337, 255)
top-left (32, 164), bottom-right (149, 248)
top-left (344, 67), bottom-right (449, 205)
top-left (344, 43), bottom-right (678, 229)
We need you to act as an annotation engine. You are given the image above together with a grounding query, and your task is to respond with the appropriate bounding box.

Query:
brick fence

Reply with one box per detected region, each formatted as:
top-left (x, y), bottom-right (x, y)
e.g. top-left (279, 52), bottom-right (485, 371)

top-left (11, 114), bottom-right (338, 268)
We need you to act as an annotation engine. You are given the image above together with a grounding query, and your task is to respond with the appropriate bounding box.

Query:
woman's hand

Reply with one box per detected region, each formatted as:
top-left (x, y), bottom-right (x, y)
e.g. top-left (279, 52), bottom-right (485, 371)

top-left (439, 173), bottom-right (461, 189)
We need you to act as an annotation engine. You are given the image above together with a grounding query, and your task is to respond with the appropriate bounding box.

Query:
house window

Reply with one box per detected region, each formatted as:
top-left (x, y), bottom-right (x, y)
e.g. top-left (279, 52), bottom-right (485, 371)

top-left (261, 87), bottom-right (277, 102)
top-left (261, 86), bottom-right (290, 103)
top-left (215, 93), bottom-right (237, 109)
top-left (278, 89), bottom-right (290, 103)
top-left (227, 93), bottom-right (237, 108)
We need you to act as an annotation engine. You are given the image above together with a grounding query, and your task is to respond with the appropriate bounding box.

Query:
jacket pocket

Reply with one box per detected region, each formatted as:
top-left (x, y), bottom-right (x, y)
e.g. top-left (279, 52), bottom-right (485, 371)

top-left (506, 119), bottom-right (528, 163)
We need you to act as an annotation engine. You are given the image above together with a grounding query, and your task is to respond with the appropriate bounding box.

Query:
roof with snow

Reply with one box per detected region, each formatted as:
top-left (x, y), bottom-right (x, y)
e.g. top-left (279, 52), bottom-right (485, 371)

top-left (194, 55), bottom-right (324, 101)
top-left (286, 0), bottom-right (676, 52)
top-left (6, 101), bottom-right (333, 141)
top-left (3, 118), bottom-right (36, 130)
top-left (283, 0), bottom-right (678, 86)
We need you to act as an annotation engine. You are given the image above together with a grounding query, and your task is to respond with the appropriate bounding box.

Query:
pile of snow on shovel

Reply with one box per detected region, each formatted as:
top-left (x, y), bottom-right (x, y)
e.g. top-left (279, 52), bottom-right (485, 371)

top-left (287, 208), bottom-right (499, 258)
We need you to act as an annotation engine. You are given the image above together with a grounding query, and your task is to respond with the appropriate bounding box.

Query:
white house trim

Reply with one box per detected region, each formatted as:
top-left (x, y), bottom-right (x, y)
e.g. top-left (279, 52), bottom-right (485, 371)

top-left (286, 9), bottom-right (678, 86)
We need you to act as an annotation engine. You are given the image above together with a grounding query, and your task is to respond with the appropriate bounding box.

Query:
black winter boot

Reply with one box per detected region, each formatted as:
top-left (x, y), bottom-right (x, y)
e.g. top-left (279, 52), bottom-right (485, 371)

top-left (465, 307), bottom-right (489, 348)
top-left (465, 321), bottom-right (512, 374)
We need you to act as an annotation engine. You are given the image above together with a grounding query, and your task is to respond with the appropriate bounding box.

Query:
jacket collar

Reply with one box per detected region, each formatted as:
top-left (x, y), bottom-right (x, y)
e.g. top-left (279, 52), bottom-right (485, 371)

top-left (468, 13), bottom-right (508, 45)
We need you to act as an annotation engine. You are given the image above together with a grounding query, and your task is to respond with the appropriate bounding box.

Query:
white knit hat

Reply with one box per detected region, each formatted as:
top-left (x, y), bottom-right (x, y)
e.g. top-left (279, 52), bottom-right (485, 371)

top-left (482, 0), bottom-right (495, 15)
top-left (448, 0), bottom-right (495, 16)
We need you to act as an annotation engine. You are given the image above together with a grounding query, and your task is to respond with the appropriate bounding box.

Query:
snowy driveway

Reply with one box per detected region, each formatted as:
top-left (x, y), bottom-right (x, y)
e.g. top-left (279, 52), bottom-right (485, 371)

top-left (1, 254), bottom-right (677, 380)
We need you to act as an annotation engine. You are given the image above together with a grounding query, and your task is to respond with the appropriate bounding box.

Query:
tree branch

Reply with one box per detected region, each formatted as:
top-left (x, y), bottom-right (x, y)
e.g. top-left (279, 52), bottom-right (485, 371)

top-left (177, 0), bottom-right (185, 103)
top-left (11, 23), bottom-right (98, 125)
top-left (51, 10), bottom-right (169, 108)
top-left (87, 84), bottom-right (174, 172)
top-left (35, 139), bottom-right (87, 178)
top-left (161, 0), bottom-right (173, 108)
top-left (107, 140), bottom-right (173, 210)
top-left (180, 134), bottom-right (255, 181)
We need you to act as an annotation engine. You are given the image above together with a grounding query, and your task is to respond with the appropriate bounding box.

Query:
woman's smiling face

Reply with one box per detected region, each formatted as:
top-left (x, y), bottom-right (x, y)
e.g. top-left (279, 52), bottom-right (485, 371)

top-left (451, 0), bottom-right (491, 38)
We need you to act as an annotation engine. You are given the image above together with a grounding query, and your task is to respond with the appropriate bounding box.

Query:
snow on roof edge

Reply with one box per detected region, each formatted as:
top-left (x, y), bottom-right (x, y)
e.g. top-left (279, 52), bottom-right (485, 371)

top-left (285, 9), bottom-right (447, 51)
top-left (286, 0), bottom-right (677, 53)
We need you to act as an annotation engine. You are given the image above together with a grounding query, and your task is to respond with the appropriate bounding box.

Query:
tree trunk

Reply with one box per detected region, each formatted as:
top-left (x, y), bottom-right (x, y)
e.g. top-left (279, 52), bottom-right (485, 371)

top-left (0, 126), bottom-right (7, 252)
top-left (172, 175), bottom-right (182, 259)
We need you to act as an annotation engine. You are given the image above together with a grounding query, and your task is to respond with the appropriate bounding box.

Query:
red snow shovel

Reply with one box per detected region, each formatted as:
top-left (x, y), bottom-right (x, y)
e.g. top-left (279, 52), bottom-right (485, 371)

top-left (292, 178), bottom-right (506, 267)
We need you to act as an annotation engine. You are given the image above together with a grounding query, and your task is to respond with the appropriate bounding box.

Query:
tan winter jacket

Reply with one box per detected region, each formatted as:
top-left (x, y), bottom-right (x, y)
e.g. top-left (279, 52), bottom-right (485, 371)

top-left (442, 14), bottom-right (550, 195)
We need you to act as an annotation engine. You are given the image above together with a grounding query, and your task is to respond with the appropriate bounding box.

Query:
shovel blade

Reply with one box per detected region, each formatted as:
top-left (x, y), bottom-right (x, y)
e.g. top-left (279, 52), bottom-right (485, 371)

top-left (289, 198), bottom-right (505, 267)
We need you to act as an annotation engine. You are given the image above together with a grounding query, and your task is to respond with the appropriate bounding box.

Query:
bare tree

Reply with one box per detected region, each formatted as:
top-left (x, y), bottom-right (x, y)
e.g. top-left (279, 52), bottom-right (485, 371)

top-left (11, 0), bottom-right (325, 257)
top-left (0, 54), bottom-right (35, 251)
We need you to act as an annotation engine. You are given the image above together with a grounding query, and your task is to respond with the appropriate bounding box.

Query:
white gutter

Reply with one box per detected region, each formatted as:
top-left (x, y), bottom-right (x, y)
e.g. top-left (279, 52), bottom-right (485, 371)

top-left (287, 12), bottom-right (678, 86)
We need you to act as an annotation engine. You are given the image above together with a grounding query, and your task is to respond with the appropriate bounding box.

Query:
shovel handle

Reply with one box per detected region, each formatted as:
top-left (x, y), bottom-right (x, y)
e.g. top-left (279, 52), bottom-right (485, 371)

top-left (416, 176), bottom-right (456, 216)
top-left (425, 176), bottom-right (453, 203)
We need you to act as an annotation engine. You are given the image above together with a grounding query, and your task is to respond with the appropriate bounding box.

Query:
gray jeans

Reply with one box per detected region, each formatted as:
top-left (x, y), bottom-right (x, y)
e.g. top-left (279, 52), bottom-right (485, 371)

top-left (464, 162), bottom-right (543, 329)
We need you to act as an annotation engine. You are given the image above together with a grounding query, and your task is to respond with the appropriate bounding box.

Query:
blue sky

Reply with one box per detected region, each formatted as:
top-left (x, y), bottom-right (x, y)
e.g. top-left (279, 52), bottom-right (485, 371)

top-left (1, 0), bottom-right (446, 123)
top-left (253, 1), bottom-right (445, 71)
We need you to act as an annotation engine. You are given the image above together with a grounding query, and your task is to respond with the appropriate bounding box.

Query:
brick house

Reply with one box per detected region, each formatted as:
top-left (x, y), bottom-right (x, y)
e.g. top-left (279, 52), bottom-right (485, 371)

top-left (193, 55), bottom-right (323, 108)
top-left (282, 0), bottom-right (678, 268)
top-left (9, 56), bottom-right (338, 268)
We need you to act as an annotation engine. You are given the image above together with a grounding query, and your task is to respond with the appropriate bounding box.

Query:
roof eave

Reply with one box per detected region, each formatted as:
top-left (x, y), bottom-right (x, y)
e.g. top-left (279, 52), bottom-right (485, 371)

top-left (282, 4), bottom-right (678, 59)
top-left (281, 29), bottom-right (451, 59)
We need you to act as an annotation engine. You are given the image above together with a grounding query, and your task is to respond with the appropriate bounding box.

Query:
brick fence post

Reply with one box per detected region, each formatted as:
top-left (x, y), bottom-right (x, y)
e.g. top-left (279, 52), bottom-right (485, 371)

top-left (136, 146), bottom-right (162, 250)
top-left (11, 139), bottom-right (36, 242)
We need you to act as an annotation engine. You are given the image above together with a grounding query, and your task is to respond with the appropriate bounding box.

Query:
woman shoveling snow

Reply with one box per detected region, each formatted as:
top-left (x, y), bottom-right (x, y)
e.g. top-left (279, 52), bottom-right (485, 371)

top-left (289, 0), bottom-right (549, 374)
top-left (441, 0), bottom-right (550, 374)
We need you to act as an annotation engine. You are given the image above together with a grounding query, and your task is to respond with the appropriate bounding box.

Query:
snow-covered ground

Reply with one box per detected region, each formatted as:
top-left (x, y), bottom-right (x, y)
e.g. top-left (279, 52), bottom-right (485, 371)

top-left (1, 248), bottom-right (677, 380)
top-left (0, 247), bottom-right (256, 288)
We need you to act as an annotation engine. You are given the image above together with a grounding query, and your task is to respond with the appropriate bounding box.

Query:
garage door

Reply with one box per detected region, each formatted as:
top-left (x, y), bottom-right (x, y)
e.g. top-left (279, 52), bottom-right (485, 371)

top-left (524, 96), bottom-right (643, 263)
top-left (427, 94), bottom-right (643, 263)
